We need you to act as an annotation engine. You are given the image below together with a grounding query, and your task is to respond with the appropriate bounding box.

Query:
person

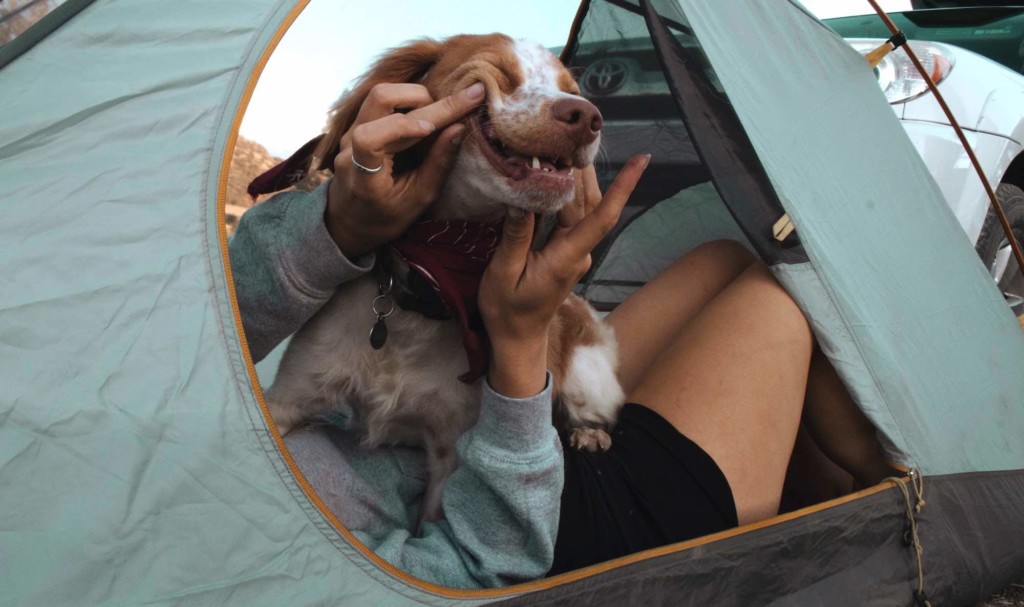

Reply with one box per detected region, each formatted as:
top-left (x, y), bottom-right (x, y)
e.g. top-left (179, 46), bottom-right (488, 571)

top-left (229, 82), bottom-right (892, 587)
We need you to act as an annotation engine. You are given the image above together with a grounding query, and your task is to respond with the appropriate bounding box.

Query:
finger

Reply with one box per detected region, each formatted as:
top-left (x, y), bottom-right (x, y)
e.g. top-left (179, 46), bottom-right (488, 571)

top-left (555, 165), bottom-right (601, 237)
top-left (350, 113), bottom-right (438, 158)
top-left (344, 114), bottom-right (435, 190)
top-left (490, 210), bottom-right (535, 283)
top-left (407, 122), bottom-right (467, 205)
top-left (406, 82), bottom-right (486, 132)
top-left (582, 165), bottom-right (602, 215)
top-left (337, 146), bottom-right (393, 201)
top-left (555, 154), bottom-right (649, 260)
top-left (352, 83), bottom-right (435, 127)
top-left (345, 83), bottom-right (483, 159)
top-left (556, 169), bottom-right (587, 231)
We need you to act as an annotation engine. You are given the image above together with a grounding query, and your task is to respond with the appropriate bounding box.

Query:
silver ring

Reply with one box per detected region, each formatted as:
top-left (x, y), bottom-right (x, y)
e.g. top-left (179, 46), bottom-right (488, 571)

top-left (351, 156), bottom-right (384, 174)
top-left (372, 294), bottom-right (395, 318)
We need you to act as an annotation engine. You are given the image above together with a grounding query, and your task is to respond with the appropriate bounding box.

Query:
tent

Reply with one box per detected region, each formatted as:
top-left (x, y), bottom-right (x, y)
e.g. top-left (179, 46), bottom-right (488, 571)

top-left (1, 0), bottom-right (1022, 604)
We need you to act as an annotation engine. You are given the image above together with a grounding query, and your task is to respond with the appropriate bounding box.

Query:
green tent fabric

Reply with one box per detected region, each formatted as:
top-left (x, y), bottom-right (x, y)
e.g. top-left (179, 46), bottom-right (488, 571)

top-left (0, 1), bottom-right (427, 604)
top-left (674, 0), bottom-right (1024, 474)
top-left (1, 0), bottom-right (1022, 605)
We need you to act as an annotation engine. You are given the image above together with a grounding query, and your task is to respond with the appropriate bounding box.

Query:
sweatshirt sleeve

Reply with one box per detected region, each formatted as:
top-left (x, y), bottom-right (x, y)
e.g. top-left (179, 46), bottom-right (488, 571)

top-left (356, 375), bottom-right (564, 588)
top-left (230, 183), bottom-right (563, 586)
top-left (228, 182), bottom-right (373, 362)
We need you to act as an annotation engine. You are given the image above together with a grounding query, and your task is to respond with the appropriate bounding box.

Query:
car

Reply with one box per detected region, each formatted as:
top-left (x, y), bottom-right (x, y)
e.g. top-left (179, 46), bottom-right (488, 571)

top-left (570, 5), bottom-right (1024, 314)
top-left (827, 5), bottom-right (1024, 314)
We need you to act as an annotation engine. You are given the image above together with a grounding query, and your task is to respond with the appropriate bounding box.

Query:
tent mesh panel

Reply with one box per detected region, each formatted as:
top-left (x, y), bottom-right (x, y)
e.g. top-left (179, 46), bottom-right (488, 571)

top-left (566, 0), bottom-right (804, 311)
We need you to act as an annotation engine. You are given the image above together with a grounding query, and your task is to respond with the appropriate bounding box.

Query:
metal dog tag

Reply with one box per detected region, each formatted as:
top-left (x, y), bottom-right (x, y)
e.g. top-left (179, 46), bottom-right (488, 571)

top-left (369, 273), bottom-right (394, 350)
top-left (370, 318), bottom-right (388, 350)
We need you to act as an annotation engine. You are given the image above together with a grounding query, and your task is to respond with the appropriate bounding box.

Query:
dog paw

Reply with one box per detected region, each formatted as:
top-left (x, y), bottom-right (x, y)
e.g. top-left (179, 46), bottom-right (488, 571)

top-left (569, 427), bottom-right (612, 452)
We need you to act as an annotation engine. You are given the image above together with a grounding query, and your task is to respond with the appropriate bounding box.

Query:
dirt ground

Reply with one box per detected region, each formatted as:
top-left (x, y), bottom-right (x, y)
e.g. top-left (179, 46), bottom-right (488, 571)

top-left (978, 581), bottom-right (1024, 606)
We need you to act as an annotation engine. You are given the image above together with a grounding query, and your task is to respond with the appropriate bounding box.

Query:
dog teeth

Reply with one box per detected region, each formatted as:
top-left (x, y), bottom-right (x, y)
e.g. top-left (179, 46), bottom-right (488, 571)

top-left (532, 156), bottom-right (540, 169)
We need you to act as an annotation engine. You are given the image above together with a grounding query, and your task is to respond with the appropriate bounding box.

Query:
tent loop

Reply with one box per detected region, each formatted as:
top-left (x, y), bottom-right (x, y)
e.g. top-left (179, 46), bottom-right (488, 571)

top-left (863, 31), bottom-right (907, 68)
top-left (772, 213), bottom-right (796, 243)
top-left (909, 467), bottom-right (926, 513)
top-left (885, 470), bottom-right (930, 607)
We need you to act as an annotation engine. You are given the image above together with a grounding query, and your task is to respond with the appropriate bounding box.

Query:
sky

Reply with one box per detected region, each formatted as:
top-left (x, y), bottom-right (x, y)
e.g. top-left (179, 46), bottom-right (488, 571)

top-left (240, 0), bottom-right (912, 158)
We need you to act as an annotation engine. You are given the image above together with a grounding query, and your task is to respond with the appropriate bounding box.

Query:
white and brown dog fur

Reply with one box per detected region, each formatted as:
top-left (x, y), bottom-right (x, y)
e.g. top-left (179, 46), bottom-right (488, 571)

top-left (265, 34), bottom-right (625, 521)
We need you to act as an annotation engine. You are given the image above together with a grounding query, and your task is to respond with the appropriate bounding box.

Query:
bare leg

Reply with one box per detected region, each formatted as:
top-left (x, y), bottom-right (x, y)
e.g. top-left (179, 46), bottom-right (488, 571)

top-left (802, 347), bottom-right (893, 488)
top-left (608, 239), bottom-right (756, 395)
top-left (781, 425), bottom-right (854, 511)
top-left (607, 241), bottom-right (891, 524)
top-left (616, 262), bottom-right (811, 524)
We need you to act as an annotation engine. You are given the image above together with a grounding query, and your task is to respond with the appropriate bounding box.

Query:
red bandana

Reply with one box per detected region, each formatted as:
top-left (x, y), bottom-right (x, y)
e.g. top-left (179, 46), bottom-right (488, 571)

top-left (390, 219), bottom-right (503, 383)
top-left (248, 144), bottom-right (504, 383)
top-left (246, 136), bottom-right (324, 200)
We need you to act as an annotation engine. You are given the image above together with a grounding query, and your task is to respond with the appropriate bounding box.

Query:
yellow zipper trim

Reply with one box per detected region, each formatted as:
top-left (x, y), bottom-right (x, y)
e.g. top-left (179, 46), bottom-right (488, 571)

top-left (214, 3), bottom-right (911, 600)
top-left (533, 479), bottom-right (903, 589)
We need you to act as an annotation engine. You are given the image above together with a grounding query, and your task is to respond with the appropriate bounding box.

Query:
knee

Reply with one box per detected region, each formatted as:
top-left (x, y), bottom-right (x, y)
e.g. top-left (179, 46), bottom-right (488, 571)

top-left (736, 261), bottom-right (796, 306)
top-left (651, 240), bottom-right (758, 301)
top-left (734, 263), bottom-right (812, 344)
top-left (686, 239), bottom-right (757, 277)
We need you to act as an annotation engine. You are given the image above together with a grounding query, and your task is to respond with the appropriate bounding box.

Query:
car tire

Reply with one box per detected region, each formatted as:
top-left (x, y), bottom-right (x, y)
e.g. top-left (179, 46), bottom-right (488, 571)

top-left (975, 183), bottom-right (1024, 315)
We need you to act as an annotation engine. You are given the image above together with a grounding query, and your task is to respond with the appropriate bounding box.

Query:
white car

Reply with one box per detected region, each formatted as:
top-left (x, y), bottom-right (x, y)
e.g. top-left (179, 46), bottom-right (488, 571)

top-left (827, 6), bottom-right (1024, 313)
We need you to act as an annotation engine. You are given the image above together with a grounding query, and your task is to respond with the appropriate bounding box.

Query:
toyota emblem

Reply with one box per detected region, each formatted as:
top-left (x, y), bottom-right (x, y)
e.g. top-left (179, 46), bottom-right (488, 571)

top-left (581, 58), bottom-right (630, 96)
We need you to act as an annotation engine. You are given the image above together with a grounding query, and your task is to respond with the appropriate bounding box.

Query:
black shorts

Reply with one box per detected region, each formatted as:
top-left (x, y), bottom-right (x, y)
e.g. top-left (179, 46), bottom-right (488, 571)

top-left (550, 403), bottom-right (738, 576)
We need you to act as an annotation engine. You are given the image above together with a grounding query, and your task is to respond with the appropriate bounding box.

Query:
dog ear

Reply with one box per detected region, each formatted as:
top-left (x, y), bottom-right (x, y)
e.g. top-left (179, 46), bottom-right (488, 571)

top-left (312, 38), bottom-right (445, 172)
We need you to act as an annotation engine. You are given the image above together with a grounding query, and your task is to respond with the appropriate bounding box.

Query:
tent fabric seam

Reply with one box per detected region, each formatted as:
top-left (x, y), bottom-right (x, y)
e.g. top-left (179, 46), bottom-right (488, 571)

top-left (199, 0), bottom-right (374, 579)
top-left (207, 1), bottom-right (288, 457)
top-left (493, 479), bottom-right (909, 604)
top-left (208, 0), bottom-right (337, 537)
top-left (199, 1), bottom-right (473, 601)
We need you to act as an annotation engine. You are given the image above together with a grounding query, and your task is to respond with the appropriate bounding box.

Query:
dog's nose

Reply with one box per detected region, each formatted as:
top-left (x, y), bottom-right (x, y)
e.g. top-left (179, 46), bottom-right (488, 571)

top-left (552, 97), bottom-right (603, 145)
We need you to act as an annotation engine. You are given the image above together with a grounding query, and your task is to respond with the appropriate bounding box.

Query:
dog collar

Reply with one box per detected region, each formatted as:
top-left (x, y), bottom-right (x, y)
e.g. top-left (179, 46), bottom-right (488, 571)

top-left (251, 146), bottom-right (504, 383)
top-left (389, 218), bottom-right (503, 383)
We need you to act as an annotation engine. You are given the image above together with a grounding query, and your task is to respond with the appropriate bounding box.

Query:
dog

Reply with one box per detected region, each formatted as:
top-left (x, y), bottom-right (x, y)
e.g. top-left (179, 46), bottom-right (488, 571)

top-left (263, 34), bottom-right (625, 522)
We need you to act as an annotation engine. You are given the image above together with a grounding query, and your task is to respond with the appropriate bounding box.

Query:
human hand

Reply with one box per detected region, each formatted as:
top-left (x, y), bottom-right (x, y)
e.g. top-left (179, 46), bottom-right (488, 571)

top-left (554, 164), bottom-right (602, 234)
top-left (325, 82), bottom-right (486, 258)
top-left (479, 154), bottom-right (650, 397)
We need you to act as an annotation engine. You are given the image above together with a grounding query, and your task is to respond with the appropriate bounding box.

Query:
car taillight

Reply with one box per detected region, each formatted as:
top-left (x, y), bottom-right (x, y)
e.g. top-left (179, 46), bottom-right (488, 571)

top-left (847, 39), bottom-right (955, 104)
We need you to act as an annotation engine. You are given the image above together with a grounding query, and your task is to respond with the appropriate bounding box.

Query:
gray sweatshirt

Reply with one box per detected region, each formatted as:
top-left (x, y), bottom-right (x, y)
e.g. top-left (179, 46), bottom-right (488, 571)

top-left (228, 183), bottom-right (563, 588)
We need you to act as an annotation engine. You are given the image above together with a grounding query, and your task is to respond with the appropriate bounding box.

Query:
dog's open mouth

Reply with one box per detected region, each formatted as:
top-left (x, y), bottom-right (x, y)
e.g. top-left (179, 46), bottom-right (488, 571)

top-left (473, 107), bottom-right (574, 183)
